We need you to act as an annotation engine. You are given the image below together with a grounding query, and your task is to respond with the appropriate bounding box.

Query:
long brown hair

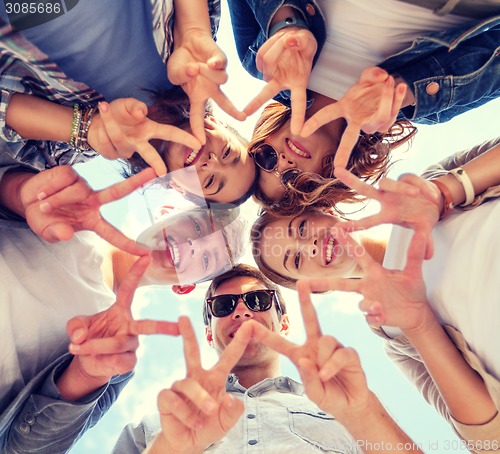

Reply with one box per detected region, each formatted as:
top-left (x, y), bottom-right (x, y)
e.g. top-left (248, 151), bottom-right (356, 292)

top-left (249, 102), bottom-right (416, 216)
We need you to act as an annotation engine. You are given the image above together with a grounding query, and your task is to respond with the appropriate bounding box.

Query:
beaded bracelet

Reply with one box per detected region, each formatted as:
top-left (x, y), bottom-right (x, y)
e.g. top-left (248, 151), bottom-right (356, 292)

top-left (69, 104), bottom-right (97, 151)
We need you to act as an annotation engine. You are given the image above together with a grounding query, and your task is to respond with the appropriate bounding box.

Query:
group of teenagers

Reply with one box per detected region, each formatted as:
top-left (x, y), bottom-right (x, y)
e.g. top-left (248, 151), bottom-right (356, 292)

top-left (1, 0), bottom-right (500, 452)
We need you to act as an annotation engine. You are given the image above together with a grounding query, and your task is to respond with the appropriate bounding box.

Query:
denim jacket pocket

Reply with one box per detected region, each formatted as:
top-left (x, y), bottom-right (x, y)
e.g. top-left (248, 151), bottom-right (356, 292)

top-left (287, 406), bottom-right (355, 453)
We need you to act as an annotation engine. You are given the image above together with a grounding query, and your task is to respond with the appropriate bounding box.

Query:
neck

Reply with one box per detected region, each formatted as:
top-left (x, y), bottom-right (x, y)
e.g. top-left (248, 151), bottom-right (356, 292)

top-left (232, 358), bottom-right (281, 389)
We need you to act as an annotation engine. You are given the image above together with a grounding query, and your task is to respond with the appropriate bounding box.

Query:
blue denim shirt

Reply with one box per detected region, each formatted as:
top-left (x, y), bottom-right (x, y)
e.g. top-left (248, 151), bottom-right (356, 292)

top-left (227, 0), bottom-right (327, 107)
top-left (113, 374), bottom-right (362, 453)
top-left (0, 353), bottom-right (132, 454)
top-left (228, 0), bottom-right (500, 124)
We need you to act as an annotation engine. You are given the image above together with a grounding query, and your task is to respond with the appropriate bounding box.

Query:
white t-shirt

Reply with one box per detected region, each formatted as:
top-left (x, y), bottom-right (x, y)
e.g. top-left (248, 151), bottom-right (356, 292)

top-left (0, 226), bottom-right (115, 411)
top-left (308, 0), bottom-right (470, 100)
top-left (382, 199), bottom-right (500, 380)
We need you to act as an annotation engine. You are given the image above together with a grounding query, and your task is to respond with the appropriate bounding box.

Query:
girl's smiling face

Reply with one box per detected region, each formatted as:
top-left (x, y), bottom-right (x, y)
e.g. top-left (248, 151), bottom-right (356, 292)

top-left (257, 211), bottom-right (360, 281)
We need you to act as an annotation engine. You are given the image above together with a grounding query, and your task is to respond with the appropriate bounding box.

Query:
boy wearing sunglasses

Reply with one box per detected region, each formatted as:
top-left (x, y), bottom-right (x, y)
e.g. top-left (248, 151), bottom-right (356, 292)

top-left (114, 264), bottom-right (422, 453)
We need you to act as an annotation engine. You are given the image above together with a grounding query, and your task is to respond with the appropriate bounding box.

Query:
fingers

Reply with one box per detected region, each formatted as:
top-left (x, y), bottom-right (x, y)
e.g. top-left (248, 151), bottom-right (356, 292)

top-left (154, 124), bottom-right (202, 151)
top-left (188, 100), bottom-right (208, 145)
top-left (96, 168), bottom-right (156, 206)
top-left (289, 87), bottom-right (307, 136)
top-left (216, 322), bottom-right (253, 376)
top-left (69, 334), bottom-right (138, 355)
top-left (333, 168), bottom-right (380, 199)
top-left (171, 377), bottom-right (218, 416)
top-left (300, 277), bottom-right (361, 294)
top-left (332, 124), bottom-right (362, 169)
top-left (115, 255), bottom-right (151, 308)
top-left (157, 388), bottom-right (201, 429)
top-left (36, 177), bottom-right (92, 212)
top-left (93, 218), bottom-right (149, 256)
top-left (130, 319), bottom-right (180, 337)
top-left (398, 173), bottom-right (440, 203)
top-left (330, 228), bottom-right (374, 271)
top-left (243, 81), bottom-right (281, 117)
top-left (198, 63), bottom-right (228, 86)
top-left (211, 90), bottom-right (246, 122)
top-left (98, 102), bottom-right (136, 157)
top-left (41, 222), bottom-right (75, 242)
top-left (300, 103), bottom-right (341, 138)
top-left (391, 82), bottom-right (407, 119)
top-left (297, 357), bottom-right (324, 402)
top-left (66, 316), bottom-right (89, 345)
top-left (295, 281), bottom-right (322, 339)
top-left (35, 166), bottom-right (80, 201)
top-left (374, 76), bottom-right (396, 128)
top-left (405, 232), bottom-right (427, 274)
top-left (358, 299), bottom-right (384, 326)
top-left (251, 321), bottom-right (297, 358)
top-left (319, 347), bottom-right (361, 382)
top-left (358, 66), bottom-right (389, 85)
top-left (179, 316), bottom-right (201, 373)
top-left (378, 177), bottom-right (419, 196)
top-left (134, 142), bottom-right (168, 177)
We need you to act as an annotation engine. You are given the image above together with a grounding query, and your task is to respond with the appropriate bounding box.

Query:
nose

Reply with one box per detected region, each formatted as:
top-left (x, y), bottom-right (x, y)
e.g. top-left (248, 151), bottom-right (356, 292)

top-left (300, 238), bottom-right (318, 258)
top-left (276, 152), bottom-right (296, 173)
top-left (201, 152), bottom-right (219, 169)
top-left (231, 299), bottom-right (254, 320)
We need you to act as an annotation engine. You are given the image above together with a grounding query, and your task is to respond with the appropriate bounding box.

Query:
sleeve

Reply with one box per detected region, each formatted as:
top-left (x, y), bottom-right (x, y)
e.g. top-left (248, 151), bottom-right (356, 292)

top-left (420, 137), bottom-right (500, 209)
top-left (379, 17), bottom-right (500, 124)
top-left (0, 353), bottom-right (133, 454)
top-left (384, 336), bottom-right (500, 453)
top-left (112, 414), bottom-right (162, 454)
top-left (226, 0), bottom-right (327, 106)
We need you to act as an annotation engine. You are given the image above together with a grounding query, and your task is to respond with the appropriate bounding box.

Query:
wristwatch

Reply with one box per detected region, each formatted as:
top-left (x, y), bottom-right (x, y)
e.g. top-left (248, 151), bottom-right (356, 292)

top-left (269, 16), bottom-right (308, 37)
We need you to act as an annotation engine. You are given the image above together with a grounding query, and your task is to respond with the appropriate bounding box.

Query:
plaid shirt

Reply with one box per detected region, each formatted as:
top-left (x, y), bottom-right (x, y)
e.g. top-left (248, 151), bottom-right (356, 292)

top-left (0, 0), bottom-right (220, 171)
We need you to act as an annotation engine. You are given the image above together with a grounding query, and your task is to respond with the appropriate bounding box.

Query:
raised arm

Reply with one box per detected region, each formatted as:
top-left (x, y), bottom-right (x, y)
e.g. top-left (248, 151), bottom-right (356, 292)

top-left (252, 284), bottom-right (422, 454)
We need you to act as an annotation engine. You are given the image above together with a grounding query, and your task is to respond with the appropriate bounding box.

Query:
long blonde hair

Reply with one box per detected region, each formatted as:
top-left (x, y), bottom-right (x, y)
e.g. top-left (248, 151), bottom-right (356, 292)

top-left (249, 102), bottom-right (416, 216)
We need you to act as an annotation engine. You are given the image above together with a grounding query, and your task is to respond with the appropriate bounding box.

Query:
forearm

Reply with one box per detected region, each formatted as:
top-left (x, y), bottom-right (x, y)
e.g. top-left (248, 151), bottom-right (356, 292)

top-left (6, 93), bottom-right (73, 142)
top-left (336, 392), bottom-right (423, 454)
top-left (0, 170), bottom-right (32, 217)
top-left (172, 0), bottom-right (211, 38)
top-left (433, 143), bottom-right (500, 207)
top-left (404, 314), bottom-right (497, 425)
top-left (55, 357), bottom-right (109, 402)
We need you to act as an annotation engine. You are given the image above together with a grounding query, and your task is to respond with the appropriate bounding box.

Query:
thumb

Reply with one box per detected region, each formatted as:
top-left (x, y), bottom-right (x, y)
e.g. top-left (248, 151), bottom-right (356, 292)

top-left (42, 223), bottom-right (75, 242)
top-left (219, 394), bottom-right (244, 432)
top-left (66, 316), bottom-right (89, 345)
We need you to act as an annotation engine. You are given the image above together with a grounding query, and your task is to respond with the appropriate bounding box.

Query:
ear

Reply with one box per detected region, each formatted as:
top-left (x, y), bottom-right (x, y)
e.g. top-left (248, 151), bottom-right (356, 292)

top-left (321, 206), bottom-right (337, 217)
top-left (279, 314), bottom-right (290, 337)
top-left (205, 325), bottom-right (214, 346)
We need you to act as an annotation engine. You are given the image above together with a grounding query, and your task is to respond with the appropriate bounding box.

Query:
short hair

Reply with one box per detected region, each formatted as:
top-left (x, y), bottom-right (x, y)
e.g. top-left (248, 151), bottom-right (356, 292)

top-left (203, 264), bottom-right (287, 326)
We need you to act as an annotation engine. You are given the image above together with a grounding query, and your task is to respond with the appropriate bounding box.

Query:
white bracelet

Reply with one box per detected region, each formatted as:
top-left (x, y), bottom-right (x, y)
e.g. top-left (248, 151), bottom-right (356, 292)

top-left (449, 167), bottom-right (475, 206)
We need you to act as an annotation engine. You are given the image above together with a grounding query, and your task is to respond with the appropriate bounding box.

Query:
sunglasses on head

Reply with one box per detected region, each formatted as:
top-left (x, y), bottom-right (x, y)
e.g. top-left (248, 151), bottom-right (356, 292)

top-left (251, 143), bottom-right (302, 187)
top-left (205, 289), bottom-right (282, 319)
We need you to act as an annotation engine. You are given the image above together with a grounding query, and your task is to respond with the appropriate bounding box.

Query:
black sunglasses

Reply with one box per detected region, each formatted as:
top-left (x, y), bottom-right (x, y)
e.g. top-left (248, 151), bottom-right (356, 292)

top-left (251, 143), bottom-right (302, 187)
top-left (205, 290), bottom-right (282, 319)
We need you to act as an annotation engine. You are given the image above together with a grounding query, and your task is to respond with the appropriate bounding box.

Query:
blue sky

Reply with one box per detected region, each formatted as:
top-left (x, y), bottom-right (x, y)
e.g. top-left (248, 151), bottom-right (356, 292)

top-left (71, 1), bottom-right (500, 452)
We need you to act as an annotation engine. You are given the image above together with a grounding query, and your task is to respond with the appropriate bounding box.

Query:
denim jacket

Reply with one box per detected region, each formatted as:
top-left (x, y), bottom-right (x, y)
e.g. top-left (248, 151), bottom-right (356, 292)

top-left (228, 0), bottom-right (500, 124)
top-left (0, 353), bottom-right (132, 454)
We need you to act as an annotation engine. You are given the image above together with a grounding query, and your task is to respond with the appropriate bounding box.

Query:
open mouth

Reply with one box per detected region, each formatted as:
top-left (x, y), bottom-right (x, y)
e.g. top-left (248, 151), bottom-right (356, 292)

top-left (166, 236), bottom-right (180, 267)
top-left (324, 235), bottom-right (336, 265)
top-left (184, 145), bottom-right (205, 167)
top-left (286, 138), bottom-right (311, 158)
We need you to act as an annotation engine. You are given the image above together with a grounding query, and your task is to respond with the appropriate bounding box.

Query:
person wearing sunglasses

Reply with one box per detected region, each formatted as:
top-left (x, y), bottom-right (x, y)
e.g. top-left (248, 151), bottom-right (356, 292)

top-left (114, 264), bottom-right (424, 454)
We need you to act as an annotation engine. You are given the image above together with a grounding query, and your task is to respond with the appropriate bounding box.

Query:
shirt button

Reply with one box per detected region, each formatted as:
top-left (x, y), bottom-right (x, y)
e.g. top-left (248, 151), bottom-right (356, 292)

top-left (24, 413), bottom-right (36, 425)
top-left (425, 82), bottom-right (440, 95)
top-left (19, 423), bottom-right (30, 434)
top-left (248, 439), bottom-right (258, 445)
top-left (247, 414), bottom-right (256, 419)
top-left (306, 3), bottom-right (316, 16)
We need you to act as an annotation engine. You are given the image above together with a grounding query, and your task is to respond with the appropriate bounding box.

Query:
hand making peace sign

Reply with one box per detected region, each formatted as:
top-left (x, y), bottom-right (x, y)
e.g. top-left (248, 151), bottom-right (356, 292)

top-left (152, 316), bottom-right (253, 454)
